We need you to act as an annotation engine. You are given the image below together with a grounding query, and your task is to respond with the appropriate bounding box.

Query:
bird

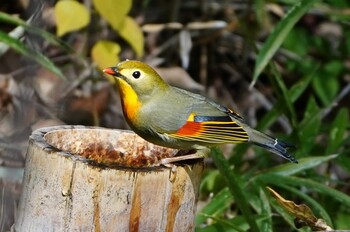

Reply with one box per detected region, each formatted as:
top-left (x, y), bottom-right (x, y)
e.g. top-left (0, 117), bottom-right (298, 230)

top-left (103, 60), bottom-right (297, 164)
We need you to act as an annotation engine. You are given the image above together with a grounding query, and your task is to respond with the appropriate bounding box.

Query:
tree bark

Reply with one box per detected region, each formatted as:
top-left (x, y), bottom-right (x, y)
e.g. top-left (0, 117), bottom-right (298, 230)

top-left (14, 126), bottom-right (204, 232)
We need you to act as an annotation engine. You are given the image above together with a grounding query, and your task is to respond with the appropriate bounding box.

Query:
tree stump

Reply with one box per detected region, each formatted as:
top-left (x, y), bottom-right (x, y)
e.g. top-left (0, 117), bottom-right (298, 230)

top-left (14, 126), bottom-right (204, 232)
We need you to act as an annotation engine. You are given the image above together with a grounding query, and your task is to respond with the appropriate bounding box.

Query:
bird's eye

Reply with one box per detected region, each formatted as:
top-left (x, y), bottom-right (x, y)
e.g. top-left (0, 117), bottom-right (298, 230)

top-left (132, 71), bottom-right (141, 79)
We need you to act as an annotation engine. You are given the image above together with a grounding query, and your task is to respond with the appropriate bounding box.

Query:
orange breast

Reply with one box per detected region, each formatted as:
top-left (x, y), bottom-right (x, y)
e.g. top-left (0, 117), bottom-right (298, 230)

top-left (116, 79), bottom-right (141, 122)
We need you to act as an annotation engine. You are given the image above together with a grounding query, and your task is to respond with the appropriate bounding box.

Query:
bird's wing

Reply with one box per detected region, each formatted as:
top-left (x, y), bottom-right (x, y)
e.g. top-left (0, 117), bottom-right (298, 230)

top-left (143, 87), bottom-right (249, 144)
top-left (163, 88), bottom-right (297, 163)
top-left (167, 112), bottom-right (249, 144)
top-left (161, 88), bottom-right (249, 144)
top-left (174, 87), bottom-right (246, 121)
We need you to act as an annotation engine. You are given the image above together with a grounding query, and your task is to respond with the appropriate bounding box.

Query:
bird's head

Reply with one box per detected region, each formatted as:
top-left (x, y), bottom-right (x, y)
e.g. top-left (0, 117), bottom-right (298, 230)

top-left (103, 60), bottom-right (169, 98)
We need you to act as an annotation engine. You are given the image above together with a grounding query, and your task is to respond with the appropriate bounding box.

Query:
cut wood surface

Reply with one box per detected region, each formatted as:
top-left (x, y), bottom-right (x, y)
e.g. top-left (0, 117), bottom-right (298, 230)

top-left (14, 126), bottom-right (204, 232)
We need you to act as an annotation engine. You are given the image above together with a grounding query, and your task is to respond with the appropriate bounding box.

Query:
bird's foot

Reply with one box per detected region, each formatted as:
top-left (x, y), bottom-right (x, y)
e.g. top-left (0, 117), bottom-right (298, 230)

top-left (160, 148), bottom-right (208, 182)
top-left (160, 148), bottom-right (208, 165)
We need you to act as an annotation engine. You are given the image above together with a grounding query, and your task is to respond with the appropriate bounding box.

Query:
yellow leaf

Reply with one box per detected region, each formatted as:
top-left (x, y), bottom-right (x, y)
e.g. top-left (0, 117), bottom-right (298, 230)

top-left (118, 16), bottom-right (144, 58)
top-left (93, 0), bottom-right (131, 30)
top-left (91, 41), bottom-right (120, 70)
top-left (54, 0), bottom-right (90, 36)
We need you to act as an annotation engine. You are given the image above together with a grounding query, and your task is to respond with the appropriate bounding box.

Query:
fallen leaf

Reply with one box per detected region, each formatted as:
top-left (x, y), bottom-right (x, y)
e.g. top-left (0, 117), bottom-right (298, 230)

top-left (155, 67), bottom-right (204, 93)
top-left (267, 187), bottom-right (333, 231)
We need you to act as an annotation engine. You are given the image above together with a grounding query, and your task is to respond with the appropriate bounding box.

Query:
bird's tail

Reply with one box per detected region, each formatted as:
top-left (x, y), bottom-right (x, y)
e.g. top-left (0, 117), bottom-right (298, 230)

top-left (247, 129), bottom-right (298, 163)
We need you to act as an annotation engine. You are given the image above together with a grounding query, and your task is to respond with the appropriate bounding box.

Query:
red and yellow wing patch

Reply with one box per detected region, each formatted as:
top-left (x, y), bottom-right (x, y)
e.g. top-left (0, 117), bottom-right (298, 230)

top-left (168, 113), bottom-right (249, 144)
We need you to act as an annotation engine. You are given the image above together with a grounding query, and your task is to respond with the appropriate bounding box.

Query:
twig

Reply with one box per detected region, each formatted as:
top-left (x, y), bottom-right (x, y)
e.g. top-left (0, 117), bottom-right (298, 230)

top-left (321, 83), bottom-right (350, 119)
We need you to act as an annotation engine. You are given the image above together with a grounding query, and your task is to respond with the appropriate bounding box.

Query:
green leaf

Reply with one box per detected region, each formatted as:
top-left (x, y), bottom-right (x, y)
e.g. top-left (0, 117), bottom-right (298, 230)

top-left (255, 0), bottom-right (269, 29)
top-left (0, 31), bottom-right (65, 79)
top-left (200, 169), bottom-right (223, 194)
top-left (344, 30), bottom-right (350, 57)
top-left (258, 174), bottom-right (350, 207)
top-left (297, 97), bottom-right (321, 154)
top-left (335, 210), bottom-right (350, 229)
top-left (0, 11), bottom-right (73, 53)
top-left (312, 60), bottom-right (342, 106)
top-left (93, 0), bottom-right (131, 30)
top-left (55, 0), bottom-right (90, 36)
top-left (196, 215), bottom-right (247, 232)
top-left (118, 16), bottom-right (144, 58)
top-left (196, 188), bottom-right (232, 225)
top-left (256, 67), bottom-right (316, 131)
top-left (251, 0), bottom-right (319, 88)
top-left (197, 214), bottom-right (270, 232)
top-left (288, 66), bottom-right (318, 101)
top-left (210, 148), bottom-right (260, 232)
top-left (258, 154), bottom-right (338, 177)
top-left (282, 28), bottom-right (309, 56)
top-left (335, 153), bottom-right (350, 173)
top-left (0, 25), bottom-right (24, 56)
top-left (270, 64), bottom-right (297, 127)
top-left (258, 188), bottom-right (273, 232)
top-left (326, 108), bottom-right (349, 154)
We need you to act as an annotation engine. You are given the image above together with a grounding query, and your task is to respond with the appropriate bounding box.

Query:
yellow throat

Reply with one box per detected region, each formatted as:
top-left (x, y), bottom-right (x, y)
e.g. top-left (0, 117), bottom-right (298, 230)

top-left (116, 78), bottom-right (141, 122)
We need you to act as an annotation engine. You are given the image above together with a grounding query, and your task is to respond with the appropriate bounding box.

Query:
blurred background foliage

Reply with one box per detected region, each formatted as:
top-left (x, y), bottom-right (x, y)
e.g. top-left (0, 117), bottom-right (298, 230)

top-left (0, 0), bottom-right (350, 231)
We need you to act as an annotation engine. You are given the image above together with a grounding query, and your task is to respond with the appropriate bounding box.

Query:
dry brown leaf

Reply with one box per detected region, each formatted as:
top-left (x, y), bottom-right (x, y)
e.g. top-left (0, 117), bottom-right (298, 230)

top-left (267, 187), bottom-right (333, 231)
top-left (155, 67), bottom-right (204, 93)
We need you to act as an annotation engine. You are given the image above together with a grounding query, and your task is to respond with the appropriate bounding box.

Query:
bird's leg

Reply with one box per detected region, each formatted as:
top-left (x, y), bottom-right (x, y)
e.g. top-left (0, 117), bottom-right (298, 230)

top-left (160, 148), bottom-right (209, 182)
top-left (160, 147), bottom-right (209, 165)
